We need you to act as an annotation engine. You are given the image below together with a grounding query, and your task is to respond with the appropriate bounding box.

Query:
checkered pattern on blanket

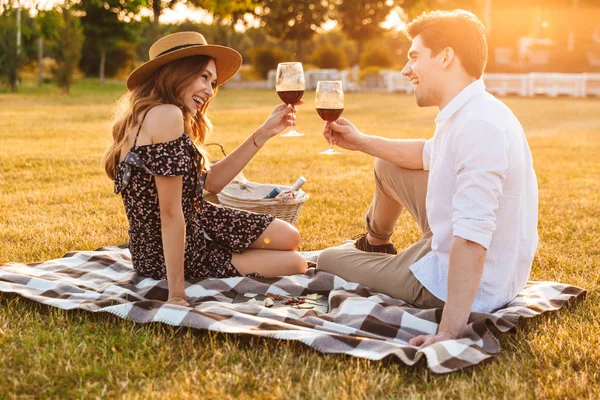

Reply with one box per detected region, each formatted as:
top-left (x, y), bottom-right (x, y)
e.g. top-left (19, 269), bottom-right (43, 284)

top-left (0, 245), bottom-right (586, 374)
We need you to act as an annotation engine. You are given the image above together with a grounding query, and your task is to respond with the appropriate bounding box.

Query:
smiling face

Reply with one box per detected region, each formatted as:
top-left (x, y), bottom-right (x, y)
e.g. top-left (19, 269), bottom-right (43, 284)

top-left (182, 58), bottom-right (218, 114)
top-left (401, 35), bottom-right (445, 108)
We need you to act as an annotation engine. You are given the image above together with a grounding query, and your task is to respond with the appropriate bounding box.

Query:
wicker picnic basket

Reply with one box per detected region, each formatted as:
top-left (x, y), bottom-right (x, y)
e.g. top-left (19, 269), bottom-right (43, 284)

top-left (203, 143), bottom-right (309, 226)
top-left (215, 179), bottom-right (308, 226)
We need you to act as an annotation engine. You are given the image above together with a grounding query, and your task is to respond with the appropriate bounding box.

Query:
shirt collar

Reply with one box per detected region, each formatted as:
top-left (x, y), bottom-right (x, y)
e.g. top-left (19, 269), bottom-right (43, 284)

top-left (435, 79), bottom-right (486, 124)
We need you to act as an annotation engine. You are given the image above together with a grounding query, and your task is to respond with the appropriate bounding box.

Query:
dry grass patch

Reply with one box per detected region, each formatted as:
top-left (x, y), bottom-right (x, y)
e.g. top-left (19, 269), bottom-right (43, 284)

top-left (1, 79), bottom-right (599, 399)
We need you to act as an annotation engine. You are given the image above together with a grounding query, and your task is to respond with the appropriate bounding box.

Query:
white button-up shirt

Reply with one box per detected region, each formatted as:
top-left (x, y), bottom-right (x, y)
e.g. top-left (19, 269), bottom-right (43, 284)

top-left (410, 80), bottom-right (539, 313)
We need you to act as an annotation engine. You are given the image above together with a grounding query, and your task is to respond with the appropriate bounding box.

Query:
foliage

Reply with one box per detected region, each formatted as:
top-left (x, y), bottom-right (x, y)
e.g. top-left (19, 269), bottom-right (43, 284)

top-left (360, 44), bottom-right (394, 68)
top-left (195, 0), bottom-right (261, 26)
top-left (0, 8), bottom-right (20, 91)
top-left (309, 44), bottom-right (348, 69)
top-left (259, 0), bottom-right (332, 58)
top-left (248, 45), bottom-right (292, 79)
top-left (145, 0), bottom-right (225, 27)
top-left (358, 65), bottom-right (383, 80)
top-left (334, 0), bottom-right (393, 64)
top-left (0, 5), bottom-right (39, 91)
top-left (77, 0), bottom-right (144, 81)
top-left (311, 29), bottom-right (357, 66)
top-left (79, 40), bottom-right (137, 79)
top-left (52, 5), bottom-right (85, 94)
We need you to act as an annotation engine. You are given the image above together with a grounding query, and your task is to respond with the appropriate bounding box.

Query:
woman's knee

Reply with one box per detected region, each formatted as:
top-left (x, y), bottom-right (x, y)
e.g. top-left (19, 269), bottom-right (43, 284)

top-left (290, 252), bottom-right (308, 274)
top-left (279, 251), bottom-right (307, 275)
top-left (272, 219), bottom-right (301, 250)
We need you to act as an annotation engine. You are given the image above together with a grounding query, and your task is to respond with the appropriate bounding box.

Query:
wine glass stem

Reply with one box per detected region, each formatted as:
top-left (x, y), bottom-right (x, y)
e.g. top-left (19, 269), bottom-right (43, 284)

top-left (293, 108), bottom-right (296, 130)
top-left (328, 122), bottom-right (333, 150)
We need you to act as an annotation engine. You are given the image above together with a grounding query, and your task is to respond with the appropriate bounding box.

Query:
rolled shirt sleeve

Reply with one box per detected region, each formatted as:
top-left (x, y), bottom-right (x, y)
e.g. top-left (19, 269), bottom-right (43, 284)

top-left (451, 120), bottom-right (509, 249)
top-left (422, 138), bottom-right (433, 171)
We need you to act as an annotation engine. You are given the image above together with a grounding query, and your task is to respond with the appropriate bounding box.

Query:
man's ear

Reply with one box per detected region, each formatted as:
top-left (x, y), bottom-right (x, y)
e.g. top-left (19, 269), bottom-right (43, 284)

top-left (441, 47), bottom-right (455, 69)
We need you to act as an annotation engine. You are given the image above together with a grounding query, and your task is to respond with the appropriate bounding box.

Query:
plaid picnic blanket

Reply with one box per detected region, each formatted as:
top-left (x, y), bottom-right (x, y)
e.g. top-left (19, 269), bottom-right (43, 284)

top-left (0, 245), bottom-right (586, 374)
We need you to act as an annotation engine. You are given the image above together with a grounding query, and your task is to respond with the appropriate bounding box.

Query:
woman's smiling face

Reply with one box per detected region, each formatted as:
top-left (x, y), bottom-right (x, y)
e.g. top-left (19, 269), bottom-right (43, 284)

top-left (182, 58), bottom-right (218, 114)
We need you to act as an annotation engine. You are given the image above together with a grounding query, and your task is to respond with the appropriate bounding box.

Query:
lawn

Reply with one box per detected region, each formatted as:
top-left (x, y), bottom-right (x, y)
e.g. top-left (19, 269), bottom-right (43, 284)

top-left (1, 79), bottom-right (599, 399)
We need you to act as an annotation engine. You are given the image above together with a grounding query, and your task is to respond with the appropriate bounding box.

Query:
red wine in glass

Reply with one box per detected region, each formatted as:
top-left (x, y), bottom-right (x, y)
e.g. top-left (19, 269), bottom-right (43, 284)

top-left (316, 108), bottom-right (344, 122)
top-left (276, 62), bottom-right (305, 137)
top-left (277, 90), bottom-right (304, 105)
top-left (315, 80), bottom-right (344, 155)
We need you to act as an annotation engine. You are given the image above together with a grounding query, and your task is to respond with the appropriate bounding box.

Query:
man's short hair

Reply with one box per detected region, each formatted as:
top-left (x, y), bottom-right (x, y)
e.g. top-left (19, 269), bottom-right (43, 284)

top-left (406, 9), bottom-right (488, 79)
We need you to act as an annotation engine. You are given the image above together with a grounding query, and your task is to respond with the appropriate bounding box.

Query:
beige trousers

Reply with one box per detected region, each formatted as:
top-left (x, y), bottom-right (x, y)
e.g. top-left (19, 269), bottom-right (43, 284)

top-left (317, 158), bottom-right (445, 308)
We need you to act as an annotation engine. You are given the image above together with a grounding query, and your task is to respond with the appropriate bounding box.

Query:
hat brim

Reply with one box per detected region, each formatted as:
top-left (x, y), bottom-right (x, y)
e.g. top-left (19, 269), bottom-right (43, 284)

top-left (126, 44), bottom-right (242, 90)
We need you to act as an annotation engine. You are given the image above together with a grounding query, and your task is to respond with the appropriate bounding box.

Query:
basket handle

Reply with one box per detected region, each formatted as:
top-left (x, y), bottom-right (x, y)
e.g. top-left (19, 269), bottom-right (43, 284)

top-left (205, 142), bottom-right (228, 158)
top-left (204, 142), bottom-right (247, 183)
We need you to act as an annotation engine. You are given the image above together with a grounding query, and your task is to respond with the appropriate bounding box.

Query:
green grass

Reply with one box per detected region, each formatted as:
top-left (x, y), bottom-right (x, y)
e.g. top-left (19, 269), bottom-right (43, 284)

top-left (1, 79), bottom-right (599, 399)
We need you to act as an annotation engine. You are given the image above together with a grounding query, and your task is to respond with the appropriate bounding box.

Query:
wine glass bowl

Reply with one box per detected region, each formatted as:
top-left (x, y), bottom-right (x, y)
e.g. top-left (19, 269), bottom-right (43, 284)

top-left (315, 80), bottom-right (344, 155)
top-left (276, 62), bottom-right (305, 137)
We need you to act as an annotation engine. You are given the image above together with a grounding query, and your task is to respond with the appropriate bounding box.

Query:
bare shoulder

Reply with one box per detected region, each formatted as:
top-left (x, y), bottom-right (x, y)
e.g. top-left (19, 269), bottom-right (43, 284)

top-left (145, 104), bottom-right (185, 144)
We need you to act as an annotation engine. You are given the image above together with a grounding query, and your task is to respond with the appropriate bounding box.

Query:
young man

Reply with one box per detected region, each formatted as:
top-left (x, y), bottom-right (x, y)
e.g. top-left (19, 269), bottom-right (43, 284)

top-left (316, 9), bottom-right (538, 348)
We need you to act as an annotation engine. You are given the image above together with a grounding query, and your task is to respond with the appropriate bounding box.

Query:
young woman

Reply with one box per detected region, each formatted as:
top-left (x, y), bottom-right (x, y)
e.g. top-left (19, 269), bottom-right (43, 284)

top-left (104, 32), bottom-right (307, 306)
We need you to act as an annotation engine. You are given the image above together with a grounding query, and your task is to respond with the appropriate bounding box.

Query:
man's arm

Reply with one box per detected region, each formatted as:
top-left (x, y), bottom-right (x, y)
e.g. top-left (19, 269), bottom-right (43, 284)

top-left (409, 237), bottom-right (486, 346)
top-left (360, 136), bottom-right (426, 170)
top-left (324, 118), bottom-right (426, 169)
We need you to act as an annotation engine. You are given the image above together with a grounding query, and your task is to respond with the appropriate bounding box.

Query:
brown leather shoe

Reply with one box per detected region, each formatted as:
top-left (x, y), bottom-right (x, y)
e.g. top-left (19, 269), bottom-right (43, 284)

top-left (353, 233), bottom-right (398, 255)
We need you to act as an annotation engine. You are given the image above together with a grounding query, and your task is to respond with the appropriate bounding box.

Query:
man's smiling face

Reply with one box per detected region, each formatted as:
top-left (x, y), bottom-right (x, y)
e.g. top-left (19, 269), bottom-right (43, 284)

top-left (401, 34), bottom-right (445, 108)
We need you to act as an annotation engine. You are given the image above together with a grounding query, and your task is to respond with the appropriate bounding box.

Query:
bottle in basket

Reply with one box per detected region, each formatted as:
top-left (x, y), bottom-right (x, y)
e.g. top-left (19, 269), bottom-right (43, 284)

top-left (264, 187), bottom-right (282, 199)
top-left (278, 176), bottom-right (306, 201)
top-left (291, 176), bottom-right (306, 191)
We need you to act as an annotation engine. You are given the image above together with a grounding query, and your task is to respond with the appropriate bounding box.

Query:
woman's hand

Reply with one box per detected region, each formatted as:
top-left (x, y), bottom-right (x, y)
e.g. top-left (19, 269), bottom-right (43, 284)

top-left (255, 101), bottom-right (304, 146)
top-left (167, 296), bottom-right (190, 307)
top-left (323, 117), bottom-right (367, 151)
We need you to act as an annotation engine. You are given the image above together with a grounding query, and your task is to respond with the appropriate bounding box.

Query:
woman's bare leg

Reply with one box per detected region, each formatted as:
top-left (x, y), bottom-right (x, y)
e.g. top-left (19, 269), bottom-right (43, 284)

top-left (231, 249), bottom-right (307, 277)
top-left (250, 218), bottom-right (301, 251)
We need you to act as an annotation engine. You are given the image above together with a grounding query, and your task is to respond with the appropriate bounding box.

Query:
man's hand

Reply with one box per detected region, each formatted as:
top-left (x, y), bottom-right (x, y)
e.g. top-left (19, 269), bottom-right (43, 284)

top-left (410, 237), bottom-right (486, 348)
top-left (323, 117), bottom-right (366, 151)
top-left (409, 330), bottom-right (456, 348)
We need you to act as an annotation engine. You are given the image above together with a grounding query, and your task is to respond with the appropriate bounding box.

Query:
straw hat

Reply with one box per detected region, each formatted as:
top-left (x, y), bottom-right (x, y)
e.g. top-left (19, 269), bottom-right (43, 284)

top-left (126, 31), bottom-right (242, 90)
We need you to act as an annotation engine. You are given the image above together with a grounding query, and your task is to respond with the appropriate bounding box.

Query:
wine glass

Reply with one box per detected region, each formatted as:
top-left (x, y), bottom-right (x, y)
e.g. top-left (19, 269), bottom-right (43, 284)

top-left (315, 80), bottom-right (344, 155)
top-left (276, 62), bottom-right (305, 137)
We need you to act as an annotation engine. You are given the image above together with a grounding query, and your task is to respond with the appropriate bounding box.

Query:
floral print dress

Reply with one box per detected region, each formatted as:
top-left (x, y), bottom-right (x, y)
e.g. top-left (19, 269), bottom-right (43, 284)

top-left (114, 111), bottom-right (274, 280)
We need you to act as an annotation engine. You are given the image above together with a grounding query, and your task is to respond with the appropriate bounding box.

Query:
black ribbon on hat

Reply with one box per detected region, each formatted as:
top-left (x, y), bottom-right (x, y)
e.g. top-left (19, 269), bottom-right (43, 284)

top-left (157, 43), bottom-right (204, 57)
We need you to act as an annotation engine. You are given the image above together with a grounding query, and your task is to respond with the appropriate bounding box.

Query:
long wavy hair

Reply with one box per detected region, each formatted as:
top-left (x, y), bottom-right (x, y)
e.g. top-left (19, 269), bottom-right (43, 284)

top-left (104, 55), bottom-right (216, 180)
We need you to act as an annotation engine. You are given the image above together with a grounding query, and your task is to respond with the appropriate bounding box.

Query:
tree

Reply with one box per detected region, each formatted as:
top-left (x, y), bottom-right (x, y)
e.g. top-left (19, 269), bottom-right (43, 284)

top-left (52, 4), bottom-right (84, 94)
top-left (0, 6), bottom-right (21, 91)
top-left (147, 0), bottom-right (208, 32)
top-left (77, 0), bottom-right (144, 83)
top-left (335, 0), bottom-right (393, 65)
top-left (259, 0), bottom-right (331, 59)
top-left (194, 0), bottom-right (261, 47)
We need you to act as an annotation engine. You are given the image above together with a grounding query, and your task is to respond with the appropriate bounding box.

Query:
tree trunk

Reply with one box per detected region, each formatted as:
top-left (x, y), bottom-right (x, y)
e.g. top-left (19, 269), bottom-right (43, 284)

top-left (12, 5), bottom-right (21, 92)
top-left (153, 0), bottom-right (161, 26)
top-left (38, 37), bottom-right (43, 87)
top-left (296, 39), bottom-right (303, 61)
top-left (99, 44), bottom-right (106, 84)
top-left (9, 70), bottom-right (18, 92)
top-left (150, 0), bottom-right (162, 41)
top-left (356, 40), bottom-right (364, 66)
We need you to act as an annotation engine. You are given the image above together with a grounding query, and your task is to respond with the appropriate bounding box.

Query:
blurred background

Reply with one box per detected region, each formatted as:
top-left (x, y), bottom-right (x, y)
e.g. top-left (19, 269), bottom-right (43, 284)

top-left (0, 0), bottom-right (599, 94)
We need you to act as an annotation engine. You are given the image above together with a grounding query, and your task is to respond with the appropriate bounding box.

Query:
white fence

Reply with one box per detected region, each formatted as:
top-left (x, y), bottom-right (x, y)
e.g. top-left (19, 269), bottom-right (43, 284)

top-left (267, 69), bottom-right (600, 97)
top-left (381, 71), bottom-right (600, 97)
